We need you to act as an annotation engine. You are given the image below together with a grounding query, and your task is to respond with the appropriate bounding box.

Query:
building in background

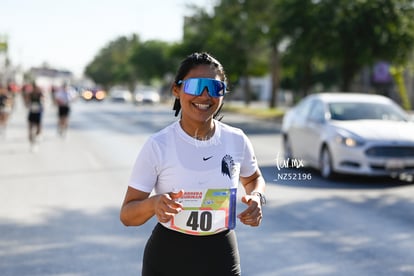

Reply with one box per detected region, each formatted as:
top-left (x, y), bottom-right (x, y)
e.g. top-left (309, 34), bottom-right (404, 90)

top-left (29, 66), bottom-right (74, 92)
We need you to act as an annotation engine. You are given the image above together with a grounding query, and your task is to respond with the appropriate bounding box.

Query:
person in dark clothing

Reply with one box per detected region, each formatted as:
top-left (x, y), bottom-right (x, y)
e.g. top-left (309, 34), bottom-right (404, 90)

top-left (0, 83), bottom-right (13, 137)
top-left (54, 83), bottom-right (76, 137)
top-left (24, 82), bottom-right (44, 151)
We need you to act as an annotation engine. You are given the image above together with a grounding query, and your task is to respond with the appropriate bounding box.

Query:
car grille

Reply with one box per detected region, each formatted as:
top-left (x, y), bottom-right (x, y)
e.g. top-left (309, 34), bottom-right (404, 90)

top-left (370, 164), bottom-right (414, 170)
top-left (365, 146), bottom-right (414, 157)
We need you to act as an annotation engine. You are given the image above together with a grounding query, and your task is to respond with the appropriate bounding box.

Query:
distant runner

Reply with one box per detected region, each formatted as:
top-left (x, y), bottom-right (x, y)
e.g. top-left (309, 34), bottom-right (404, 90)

top-left (54, 83), bottom-right (76, 137)
top-left (24, 82), bottom-right (44, 151)
top-left (0, 83), bottom-right (14, 137)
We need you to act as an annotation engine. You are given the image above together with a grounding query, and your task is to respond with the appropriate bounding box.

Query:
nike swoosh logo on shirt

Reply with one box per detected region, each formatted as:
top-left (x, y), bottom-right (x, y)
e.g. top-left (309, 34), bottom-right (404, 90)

top-left (203, 156), bottom-right (213, 161)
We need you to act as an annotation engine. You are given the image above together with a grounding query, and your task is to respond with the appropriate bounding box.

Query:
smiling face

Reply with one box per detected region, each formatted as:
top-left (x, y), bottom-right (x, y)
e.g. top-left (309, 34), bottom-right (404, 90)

top-left (173, 64), bottom-right (224, 128)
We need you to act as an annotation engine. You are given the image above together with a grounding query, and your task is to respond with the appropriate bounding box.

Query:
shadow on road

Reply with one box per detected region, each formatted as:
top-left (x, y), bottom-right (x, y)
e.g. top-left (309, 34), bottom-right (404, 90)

top-left (0, 207), bottom-right (147, 276)
top-left (1, 196), bottom-right (413, 276)
top-left (238, 193), bottom-right (414, 276)
top-left (260, 165), bottom-right (413, 190)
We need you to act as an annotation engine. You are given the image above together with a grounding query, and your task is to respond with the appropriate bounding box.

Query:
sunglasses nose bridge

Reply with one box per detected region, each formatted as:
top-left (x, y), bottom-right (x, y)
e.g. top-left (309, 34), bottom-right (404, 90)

top-left (199, 86), bottom-right (211, 97)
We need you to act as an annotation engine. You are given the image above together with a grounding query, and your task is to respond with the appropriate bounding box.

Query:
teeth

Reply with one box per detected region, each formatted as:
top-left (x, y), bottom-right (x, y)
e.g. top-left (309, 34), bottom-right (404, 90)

top-left (194, 103), bottom-right (210, 110)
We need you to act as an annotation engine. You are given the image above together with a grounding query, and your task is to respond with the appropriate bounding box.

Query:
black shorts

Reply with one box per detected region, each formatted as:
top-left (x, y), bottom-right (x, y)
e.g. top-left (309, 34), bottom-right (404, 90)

top-left (58, 105), bottom-right (70, 117)
top-left (28, 112), bottom-right (42, 124)
top-left (142, 223), bottom-right (241, 276)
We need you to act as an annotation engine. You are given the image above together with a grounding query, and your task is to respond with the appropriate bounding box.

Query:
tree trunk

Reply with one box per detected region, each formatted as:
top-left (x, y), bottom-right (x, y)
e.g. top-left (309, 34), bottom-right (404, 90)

top-left (341, 59), bottom-right (356, 92)
top-left (243, 76), bottom-right (252, 106)
top-left (302, 61), bottom-right (312, 96)
top-left (269, 43), bottom-right (280, 108)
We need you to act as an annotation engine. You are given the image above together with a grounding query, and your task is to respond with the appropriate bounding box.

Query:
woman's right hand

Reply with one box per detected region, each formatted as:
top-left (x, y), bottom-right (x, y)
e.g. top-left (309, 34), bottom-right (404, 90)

top-left (154, 190), bottom-right (184, 223)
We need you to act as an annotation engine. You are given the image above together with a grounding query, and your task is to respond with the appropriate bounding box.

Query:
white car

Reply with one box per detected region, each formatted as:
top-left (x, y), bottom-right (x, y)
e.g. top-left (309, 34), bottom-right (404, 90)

top-left (109, 87), bottom-right (132, 102)
top-left (281, 92), bottom-right (414, 179)
top-left (134, 86), bottom-right (160, 104)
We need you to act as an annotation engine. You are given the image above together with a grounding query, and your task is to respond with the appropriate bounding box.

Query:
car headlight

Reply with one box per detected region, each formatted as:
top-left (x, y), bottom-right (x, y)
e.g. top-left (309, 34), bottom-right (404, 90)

top-left (334, 131), bottom-right (365, 147)
top-left (95, 90), bottom-right (106, 100)
top-left (82, 90), bottom-right (93, 100)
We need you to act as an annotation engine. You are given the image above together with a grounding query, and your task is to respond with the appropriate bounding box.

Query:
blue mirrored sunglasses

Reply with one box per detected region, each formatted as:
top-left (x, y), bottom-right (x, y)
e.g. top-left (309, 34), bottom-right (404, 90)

top-left (177, 78), bottom-right (227, 98)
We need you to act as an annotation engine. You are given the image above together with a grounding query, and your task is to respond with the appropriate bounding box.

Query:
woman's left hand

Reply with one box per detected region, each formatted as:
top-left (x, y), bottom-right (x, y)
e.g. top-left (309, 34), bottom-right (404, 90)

top-left (237, 195), bottom-right (263, 227)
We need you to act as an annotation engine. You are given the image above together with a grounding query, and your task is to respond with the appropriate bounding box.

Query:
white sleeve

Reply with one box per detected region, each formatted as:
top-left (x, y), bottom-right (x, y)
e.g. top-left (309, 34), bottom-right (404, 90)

top-left (240, 133), bottom-right (259, 178)
top-left (128, 138), bottom-right (160, 193)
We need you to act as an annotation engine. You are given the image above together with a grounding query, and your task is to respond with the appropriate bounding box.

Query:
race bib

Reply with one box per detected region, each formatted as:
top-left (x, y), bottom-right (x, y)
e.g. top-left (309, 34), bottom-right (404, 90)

top-left (162, 188), bottom-right (237, 236)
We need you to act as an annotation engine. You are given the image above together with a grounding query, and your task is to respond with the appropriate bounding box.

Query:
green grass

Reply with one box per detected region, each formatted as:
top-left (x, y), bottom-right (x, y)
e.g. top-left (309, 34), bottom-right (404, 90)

top-left (223, 104), bottom-right (285, 120)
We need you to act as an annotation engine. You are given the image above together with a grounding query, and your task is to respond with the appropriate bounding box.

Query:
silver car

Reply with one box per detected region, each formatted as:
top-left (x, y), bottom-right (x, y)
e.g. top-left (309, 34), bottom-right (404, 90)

top-left (109, 87), bottom-right (132, 102)
top-left (134, 86), bottom-right (160, 104)
top-left (281, 92), bottom-right (414, 179)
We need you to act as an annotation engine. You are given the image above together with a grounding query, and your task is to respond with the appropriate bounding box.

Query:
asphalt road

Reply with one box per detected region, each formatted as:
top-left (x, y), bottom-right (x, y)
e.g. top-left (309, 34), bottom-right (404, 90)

top-left (1, 97), bottom-right (413, 276)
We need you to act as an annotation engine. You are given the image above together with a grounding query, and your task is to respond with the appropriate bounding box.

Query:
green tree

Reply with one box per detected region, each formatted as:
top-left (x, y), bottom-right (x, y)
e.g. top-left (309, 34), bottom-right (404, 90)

top-left (276, 0), bottom-right (341, 97)
top-left (85, 0), bottom-right (414, 106)
top-left (181, 0), bottom-right (270, 105)
top-left (129, 40), bottom-right (174, 84)
top-left (85, 35), bottom-right (139, 89)
top-left (272, 0), bottom-right (414, 97)
top-left (318, 0), bottom-right (414, 91)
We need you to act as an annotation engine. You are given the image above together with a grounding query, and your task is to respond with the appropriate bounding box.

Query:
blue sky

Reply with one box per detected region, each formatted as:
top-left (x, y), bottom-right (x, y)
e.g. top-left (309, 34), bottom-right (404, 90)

top-left (0, 0), bottom-right (213, 77)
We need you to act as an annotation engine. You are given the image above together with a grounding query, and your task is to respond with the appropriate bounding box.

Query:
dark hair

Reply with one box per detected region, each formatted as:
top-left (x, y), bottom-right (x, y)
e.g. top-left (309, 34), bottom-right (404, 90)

top-left (172, 52), bottom-right (227, 118)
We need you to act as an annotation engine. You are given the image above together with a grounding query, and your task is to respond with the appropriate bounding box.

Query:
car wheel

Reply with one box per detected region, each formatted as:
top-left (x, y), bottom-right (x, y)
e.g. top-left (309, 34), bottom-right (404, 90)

top-left (320, 146), bottom-right (335, 179)
top-left (283, 135), bottom-right (293, 159)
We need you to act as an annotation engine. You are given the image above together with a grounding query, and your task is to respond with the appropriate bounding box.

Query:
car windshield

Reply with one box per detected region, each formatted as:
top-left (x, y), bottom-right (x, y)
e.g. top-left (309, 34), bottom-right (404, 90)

top-left (329, 102), bottom-right (407, 121)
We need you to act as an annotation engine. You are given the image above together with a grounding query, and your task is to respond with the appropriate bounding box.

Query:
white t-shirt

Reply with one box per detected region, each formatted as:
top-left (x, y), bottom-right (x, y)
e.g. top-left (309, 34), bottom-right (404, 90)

top-left (55, 89), bottom-right (76, 105)
top-left (128, 120), bottom-right (258, 194)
